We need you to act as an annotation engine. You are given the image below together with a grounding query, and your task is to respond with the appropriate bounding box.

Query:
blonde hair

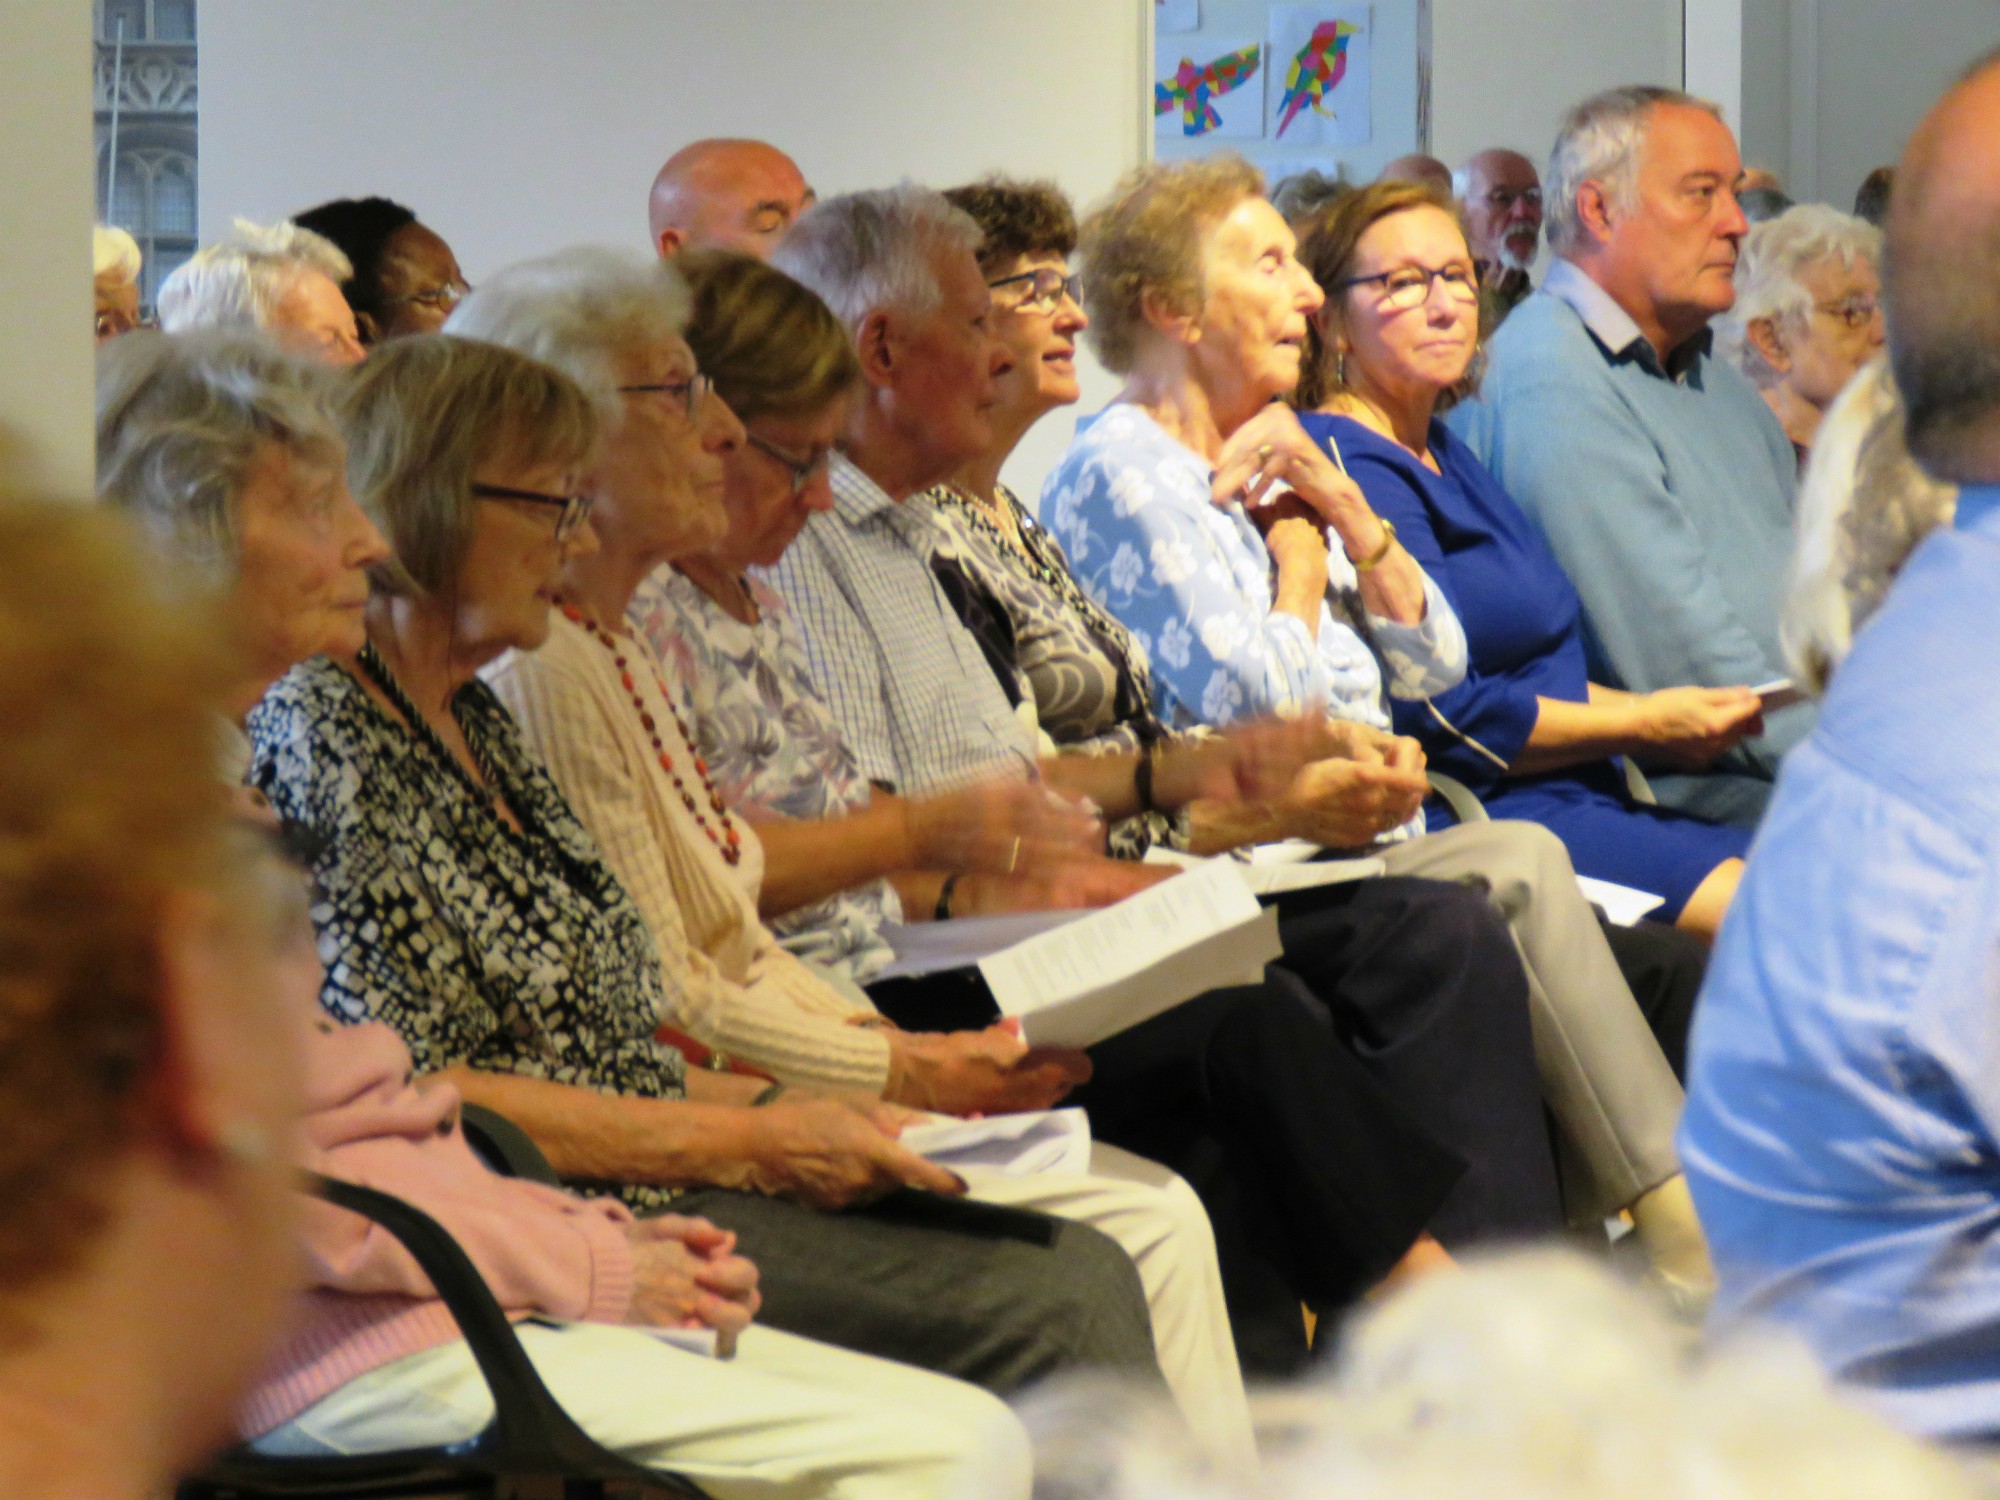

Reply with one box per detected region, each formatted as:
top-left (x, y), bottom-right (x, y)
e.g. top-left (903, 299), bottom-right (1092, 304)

top-left (0, 499), bottom-right (238, 1298)
top-left (92, 224), bottom-right (141, 285)
top-left (1078, 155), bottom-right (1265, 375)
top-left (679, 249), bottom-right (859, 423)
top-left (335, 334), bottom-right (599, 598)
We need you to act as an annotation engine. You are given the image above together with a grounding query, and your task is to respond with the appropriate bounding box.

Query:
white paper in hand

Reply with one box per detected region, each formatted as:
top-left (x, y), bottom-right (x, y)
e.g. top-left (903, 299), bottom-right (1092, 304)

top-left (977, 860), bottom-right (1283, 1047)
top-left (1575, 875), bottom-right (1666, 926)
top-left (898, 1109), bottom-right (1093, 1177)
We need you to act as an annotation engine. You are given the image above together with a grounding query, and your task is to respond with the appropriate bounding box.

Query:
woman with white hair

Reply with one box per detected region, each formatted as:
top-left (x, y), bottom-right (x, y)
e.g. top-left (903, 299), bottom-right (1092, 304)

top-left (93, 224), bottom-right (142, 342)
top-left (157, 218), bottom-right (366, 366)
top-left (1717, 204), bottom-right (1885, 469)
top-left (1781, 355), bottom-right (1958, 694)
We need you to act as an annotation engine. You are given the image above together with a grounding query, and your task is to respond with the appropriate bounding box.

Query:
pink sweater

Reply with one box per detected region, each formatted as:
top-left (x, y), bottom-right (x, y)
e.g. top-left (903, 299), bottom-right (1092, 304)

top-left (238, 1019), bottom-right (637, 1437)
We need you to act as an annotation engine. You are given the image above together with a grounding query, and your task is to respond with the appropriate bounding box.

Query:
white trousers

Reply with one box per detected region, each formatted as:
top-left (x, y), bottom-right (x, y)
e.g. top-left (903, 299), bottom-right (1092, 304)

top-left (959, 1141), bottom-right (1255, 1472)
top-left (258, 1319), bottom-right (1033, 1500)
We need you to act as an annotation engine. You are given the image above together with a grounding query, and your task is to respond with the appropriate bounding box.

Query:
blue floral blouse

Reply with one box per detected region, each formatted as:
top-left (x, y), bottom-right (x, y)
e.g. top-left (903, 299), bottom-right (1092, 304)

top-left (1041, 405), bottom-right (1468, 737)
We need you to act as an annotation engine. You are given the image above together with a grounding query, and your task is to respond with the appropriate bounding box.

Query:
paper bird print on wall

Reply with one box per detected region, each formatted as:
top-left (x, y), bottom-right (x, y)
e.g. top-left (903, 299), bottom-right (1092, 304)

top-left (1274, 19), bottom-right (1359, 138)
top-left (1155, 42), bottom-right (1263, 137)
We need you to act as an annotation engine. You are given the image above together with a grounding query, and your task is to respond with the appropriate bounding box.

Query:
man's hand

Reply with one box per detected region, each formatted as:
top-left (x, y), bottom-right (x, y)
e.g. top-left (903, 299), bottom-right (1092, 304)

top-left (626, 1214), bottom-right (762, 1356)
top-left (899, 776), bottom-right (1101, 881)
top-left (1316, 718), bottom-right (1428, 774)
top-left (955, 856), bottom-right (1174, 916)
top-left (1278, 757), bottom-right (1430, 848)
top-left (894, 1025), bottom-right (1093, 1115)
top-left (725, 1096), bottom-right (968, 1210)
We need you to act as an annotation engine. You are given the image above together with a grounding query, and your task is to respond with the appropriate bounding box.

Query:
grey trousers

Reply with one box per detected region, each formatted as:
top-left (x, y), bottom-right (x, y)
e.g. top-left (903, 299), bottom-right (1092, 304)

top-left (1376, 820), bottom-right (1685, 1223)
top-left (675, 1186), bottom-right (1163, 1397)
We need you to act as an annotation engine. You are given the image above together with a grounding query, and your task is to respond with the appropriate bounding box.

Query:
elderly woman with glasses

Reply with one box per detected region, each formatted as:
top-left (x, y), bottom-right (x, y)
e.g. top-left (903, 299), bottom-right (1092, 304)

top-left (1716, 204), bottom-right (1885, 469)
top-left (295, 196), bottom-right (473, 346)
top-left (1045, 157), bottom-right (1716, 1297)
top-left (246, 316), bottom-right (1175, 1413)
top-left (1290, 179), bottom-right (1755, 943)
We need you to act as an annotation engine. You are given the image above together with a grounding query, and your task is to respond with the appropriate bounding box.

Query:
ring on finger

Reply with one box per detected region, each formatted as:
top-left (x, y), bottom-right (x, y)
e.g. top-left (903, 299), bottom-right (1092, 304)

top-left (1255, 444), bottom-right (1274, 464)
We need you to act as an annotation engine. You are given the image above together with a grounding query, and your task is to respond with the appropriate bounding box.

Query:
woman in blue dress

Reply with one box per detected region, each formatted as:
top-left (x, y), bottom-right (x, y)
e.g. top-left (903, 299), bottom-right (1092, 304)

top-left (1293, 180), bottom-right (1753, 939)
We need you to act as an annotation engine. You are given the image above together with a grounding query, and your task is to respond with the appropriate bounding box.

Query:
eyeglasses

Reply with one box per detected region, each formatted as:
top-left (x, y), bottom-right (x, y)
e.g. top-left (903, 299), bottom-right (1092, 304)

top-left (1482, 187), bottom-right (1543, 212)
top-left (745, 432), bottom-right (832, 497)
top-left (617, 372), bottom-right (714, 420)
top-left (988, 267), bottom-right (1083, 316)
top-left (1337, 263), bottom-right (1481, 313)
top-left (1815, 295), bottom-right (1881, 331)
top-left (469, 482), bottom-right (595, 543)
top-left (388, 279), bottom-right (472, 312)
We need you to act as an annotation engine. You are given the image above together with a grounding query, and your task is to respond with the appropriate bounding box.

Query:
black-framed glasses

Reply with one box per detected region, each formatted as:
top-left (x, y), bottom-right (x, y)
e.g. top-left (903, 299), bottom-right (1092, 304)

top-left (387, 279), bottom-right (472, 312)
top-left (1482, 186), bottom-right (1543, 212)
top-left (745, 432), bottom-right (832, 497)
top-left (988, 267), bottom-right (1083, 315)
top-left (469, 482), bottom-right (594, 543)
top-left (1815, 295), bottom-right (1881, 331)
top-left (617, 372), bottom-right (714, 419)
top-left (1337, 263), bottom-right (1481, 313)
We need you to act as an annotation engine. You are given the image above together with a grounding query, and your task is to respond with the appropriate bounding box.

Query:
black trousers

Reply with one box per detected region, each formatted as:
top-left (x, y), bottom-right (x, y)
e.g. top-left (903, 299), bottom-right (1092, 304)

top-left (869, 874), bottom-right (1565, 1374)
top-left (1598, 918), bottom-right (1708, 1081)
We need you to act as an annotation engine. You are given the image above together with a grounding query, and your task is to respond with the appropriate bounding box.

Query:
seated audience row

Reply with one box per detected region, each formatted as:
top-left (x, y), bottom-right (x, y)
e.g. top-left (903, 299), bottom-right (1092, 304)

top-left (55, 48), bottom-right (1998, 1492)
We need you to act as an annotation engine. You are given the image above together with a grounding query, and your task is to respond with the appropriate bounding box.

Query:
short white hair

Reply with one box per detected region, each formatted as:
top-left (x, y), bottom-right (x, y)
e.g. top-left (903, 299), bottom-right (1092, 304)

top-left (1544, 85), bottom-right (1722, 259)
top-left (770, 184), bottom-right (981, 334)
top-left (443, 244), bottom-right (689, 423)
top-left (155, 218), bottom-right (353, 335)
top-left (1715, 204), bottom-right (1882, 388)
top-left (1782, 356), bottom-right (1957, 693)
top-left (92, 224), bottom-right (141, 285)
top-left (1018, 1250), bottom-right (1984, 1500)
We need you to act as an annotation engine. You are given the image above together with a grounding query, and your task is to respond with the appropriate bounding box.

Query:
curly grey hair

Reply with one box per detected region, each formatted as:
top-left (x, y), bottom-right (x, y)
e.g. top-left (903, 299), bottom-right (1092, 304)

top-left (770, 184), bottom-right (982, 334)
top-left (155, 218), bottom-right (354, 335)
top-left (1715, 205), bottom-right (1882, 388)
top-left (94, 328), bottom-right (343, 586)
top-left (1544, 86), bottom-right (1722, 258)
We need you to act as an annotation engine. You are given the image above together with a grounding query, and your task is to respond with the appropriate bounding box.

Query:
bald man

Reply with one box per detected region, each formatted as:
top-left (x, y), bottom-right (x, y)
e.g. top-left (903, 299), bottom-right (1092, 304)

top-left (649, 138), bottom-right (816, 260)
top-left (1679, 46), bottom-right (2000, 1444)
top-left (1376, 152), bottom-right (1452, 192)
top-left (1455, 148), bottom-right (1543, 326)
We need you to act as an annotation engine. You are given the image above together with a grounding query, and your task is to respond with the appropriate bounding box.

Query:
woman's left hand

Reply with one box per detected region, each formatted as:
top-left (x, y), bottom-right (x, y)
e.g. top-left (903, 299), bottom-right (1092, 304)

top-left (1210, 405), bottom-right (1391, 563)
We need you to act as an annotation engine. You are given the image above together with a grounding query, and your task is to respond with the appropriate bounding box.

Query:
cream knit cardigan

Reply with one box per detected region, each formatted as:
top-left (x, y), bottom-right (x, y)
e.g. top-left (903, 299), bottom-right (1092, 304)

top-left (486, 612), bottom-right (893, 1093)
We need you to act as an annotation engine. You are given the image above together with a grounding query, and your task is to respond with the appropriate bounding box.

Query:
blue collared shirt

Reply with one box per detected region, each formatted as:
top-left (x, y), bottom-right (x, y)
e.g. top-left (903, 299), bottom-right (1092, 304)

top-left (1680, 484), bottom-right (2000, 1440)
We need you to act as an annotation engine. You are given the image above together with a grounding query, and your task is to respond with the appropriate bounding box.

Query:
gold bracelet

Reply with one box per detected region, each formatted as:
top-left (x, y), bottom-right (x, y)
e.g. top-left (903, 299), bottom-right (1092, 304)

top-left (1351, 517), bottom-right (1398, 573)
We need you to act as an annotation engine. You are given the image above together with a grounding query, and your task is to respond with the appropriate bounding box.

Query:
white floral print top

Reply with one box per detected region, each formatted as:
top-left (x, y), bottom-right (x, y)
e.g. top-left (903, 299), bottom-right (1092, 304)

top-left (1041, 404), bottom-right (1467, 733)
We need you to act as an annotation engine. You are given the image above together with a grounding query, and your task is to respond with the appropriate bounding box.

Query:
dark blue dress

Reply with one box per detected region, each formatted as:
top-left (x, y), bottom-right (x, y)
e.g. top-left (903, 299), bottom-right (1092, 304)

top-left (1299, 411), bottom-right (1751, 920)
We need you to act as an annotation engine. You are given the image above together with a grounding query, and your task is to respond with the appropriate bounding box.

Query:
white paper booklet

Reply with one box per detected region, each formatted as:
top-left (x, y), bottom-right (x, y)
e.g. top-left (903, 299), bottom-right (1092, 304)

top-left (978, 859), bottom-right (1283, 1047)
top-left (639, 1325), bottom-right (721, 1358)
top-left (1575, 875), bottom-right (1666, 926)
top-left (1144, 845), bottom-right (1385, 894)
top-left (898, 1108), bottom-right (1093, 1177)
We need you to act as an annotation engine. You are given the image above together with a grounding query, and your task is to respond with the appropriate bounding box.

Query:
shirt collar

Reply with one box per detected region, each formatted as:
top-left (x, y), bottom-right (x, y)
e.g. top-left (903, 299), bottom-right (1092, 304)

top-left (829, 451), bottom-right (899, 523)
top-left (1954, 483), bottom-right (2000, 534)
top-left (1542, 258), bottom-right (1712, 382)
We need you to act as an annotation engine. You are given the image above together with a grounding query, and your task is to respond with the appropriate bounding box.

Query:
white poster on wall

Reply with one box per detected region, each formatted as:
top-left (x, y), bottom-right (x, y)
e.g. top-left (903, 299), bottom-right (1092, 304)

top-left (1155, 35), bottom-right (1265, 139)
top-left (1265, 4), bottom-right (1372, 145)
top-left (1156, 0), bottom-right (1200, 33)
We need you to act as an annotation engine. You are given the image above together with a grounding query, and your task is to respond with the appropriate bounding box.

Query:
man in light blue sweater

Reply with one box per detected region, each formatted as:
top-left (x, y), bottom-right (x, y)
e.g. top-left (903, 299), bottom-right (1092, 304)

top-left (1450, 86), bottom-right (1808, 828)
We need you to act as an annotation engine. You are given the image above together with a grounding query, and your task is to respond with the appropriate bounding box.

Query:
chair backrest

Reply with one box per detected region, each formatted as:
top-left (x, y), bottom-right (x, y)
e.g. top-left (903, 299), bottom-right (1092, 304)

top-left (179, 1175), bottom-right (705, 1499)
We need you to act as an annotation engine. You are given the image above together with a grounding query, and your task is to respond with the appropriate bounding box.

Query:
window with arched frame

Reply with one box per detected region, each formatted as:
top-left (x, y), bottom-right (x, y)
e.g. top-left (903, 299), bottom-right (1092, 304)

top-left (99, 146), bottom-right (199, 308)
top-left (98, 0), bottom-right (195, 44)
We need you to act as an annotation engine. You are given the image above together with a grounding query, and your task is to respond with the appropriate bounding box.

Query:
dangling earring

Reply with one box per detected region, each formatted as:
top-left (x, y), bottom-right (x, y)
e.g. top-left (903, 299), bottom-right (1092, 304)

top-left (1336, 346), bottom-right (1349, 387)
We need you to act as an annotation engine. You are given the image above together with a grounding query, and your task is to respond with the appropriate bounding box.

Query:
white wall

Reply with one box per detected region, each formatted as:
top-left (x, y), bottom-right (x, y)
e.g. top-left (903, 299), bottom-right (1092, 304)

top-left (0, 3), bottom-right (94, 495)
top-left (201, 0), bottom-right (1149, 505)
top-left (1429, 0), bottom-right (1683, 170)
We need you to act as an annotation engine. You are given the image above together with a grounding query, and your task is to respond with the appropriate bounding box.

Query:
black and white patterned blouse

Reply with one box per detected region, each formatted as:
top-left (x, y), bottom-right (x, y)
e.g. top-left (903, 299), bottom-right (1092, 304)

top-left (247, 653), bottom-right (688, 1210)
top-left (924, 483), bottom-right (1197, 856)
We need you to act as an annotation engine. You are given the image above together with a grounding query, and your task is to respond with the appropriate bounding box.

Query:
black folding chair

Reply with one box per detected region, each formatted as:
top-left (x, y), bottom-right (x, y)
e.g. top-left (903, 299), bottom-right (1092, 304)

top-left (179, 1173), bottom-right (705, 1500)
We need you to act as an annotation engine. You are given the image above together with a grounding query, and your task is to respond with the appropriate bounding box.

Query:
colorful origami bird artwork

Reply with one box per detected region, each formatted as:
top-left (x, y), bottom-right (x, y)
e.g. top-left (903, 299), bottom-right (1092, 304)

top-left (1274, 20), bottom-right (1360, 139)
top-left (1155, 43), bottom-right (1262, 136)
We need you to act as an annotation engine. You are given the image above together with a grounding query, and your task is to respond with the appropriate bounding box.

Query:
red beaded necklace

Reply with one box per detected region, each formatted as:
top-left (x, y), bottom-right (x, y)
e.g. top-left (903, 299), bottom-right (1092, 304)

top-left (560, 603), bottom-right (743, 866)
